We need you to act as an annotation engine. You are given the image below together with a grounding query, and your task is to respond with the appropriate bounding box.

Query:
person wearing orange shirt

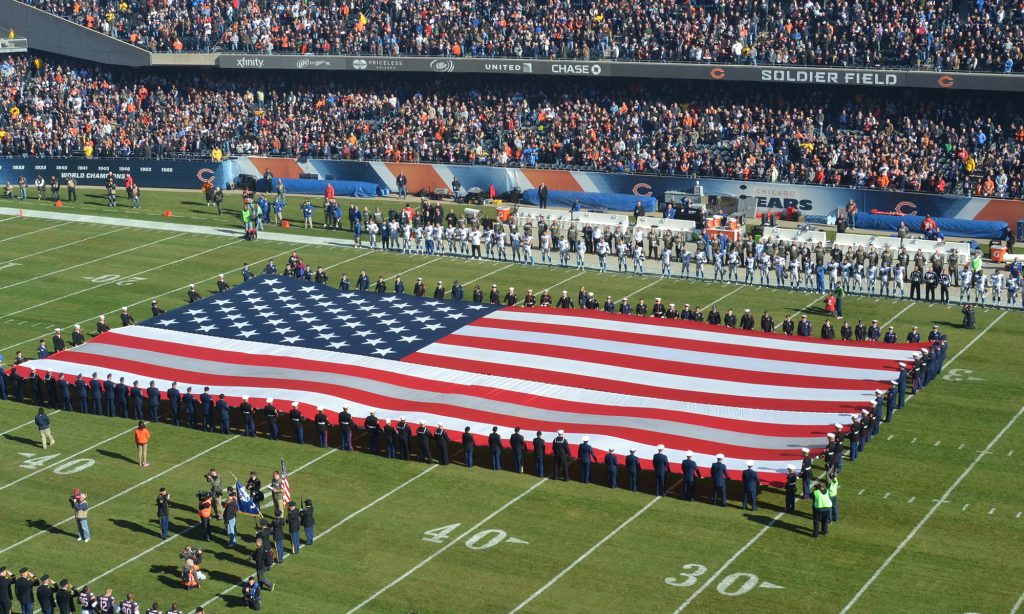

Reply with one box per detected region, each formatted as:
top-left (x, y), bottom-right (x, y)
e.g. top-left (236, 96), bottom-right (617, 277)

top-left (134, 421), bottom-right (151, 467)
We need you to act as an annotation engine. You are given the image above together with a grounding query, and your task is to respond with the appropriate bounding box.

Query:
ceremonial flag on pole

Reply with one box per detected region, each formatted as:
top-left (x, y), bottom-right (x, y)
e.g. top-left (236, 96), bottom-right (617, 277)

top-left (235, 478), bottom-right (262, 516)
top-left (23, 275), bottom-right (929, 484)
top-left (280, 458), bottom-right (291, 503)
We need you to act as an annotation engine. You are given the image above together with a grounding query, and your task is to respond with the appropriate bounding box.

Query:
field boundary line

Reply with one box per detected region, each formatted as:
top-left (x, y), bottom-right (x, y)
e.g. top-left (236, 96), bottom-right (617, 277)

top-left (511, 496), bottom-right (660, 613)
top-left (193, 452), bottom-right (431, 613)
top-left (347, 478), bottom-right (546, 613)
top-left (0, 426), bottom-right (134, 492)
top-left (0, 220), bottom-right (74, 243)
top-left (0, 434), bottom-right (240, 555)
top-left (838, 402), bottom-right (1024, 614)
top-left (0, 232), bottom-right (185, 292)
top-left (66, 446), bottom-right (334, 609)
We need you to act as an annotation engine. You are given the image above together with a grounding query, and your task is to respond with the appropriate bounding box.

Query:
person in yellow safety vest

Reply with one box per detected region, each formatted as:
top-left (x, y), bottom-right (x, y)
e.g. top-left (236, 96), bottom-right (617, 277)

top-left (812, 482), bottom-right (832, 538)
top-left (828, 475), bottom-right (839, 523)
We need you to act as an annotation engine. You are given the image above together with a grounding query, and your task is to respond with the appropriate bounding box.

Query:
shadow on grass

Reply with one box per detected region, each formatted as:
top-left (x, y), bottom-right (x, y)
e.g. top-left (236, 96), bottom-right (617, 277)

top-left (96, 448), bottom-right (135, 464)
top-left (111, 517), bottom-right (161, 538)
top-left (26, 518), bottom-right (77, 538)
top-left (3, 433), bottom-right (39, 446)
top-left (745, 512), bottom-right (814, 536)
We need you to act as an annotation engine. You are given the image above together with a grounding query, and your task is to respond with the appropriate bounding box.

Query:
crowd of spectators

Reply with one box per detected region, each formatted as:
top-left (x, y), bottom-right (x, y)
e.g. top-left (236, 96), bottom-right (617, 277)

top-left (17, 0), bottom-right (1024, 73)
top-left (2, 55), bottom-right (1024, 199)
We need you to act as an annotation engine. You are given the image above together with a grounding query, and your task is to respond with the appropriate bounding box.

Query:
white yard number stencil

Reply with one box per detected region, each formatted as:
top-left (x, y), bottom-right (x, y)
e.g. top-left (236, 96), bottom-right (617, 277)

top-left (422, 524), bottom-right (529, 550)
top-left (666, 563), bottom-right (784, 596)
top-left (664, 564), bottom-right (707, 587)
top-left (82, 274), bottom-right (147, 286)
top-left (17, 452), bottom-right (95, 475)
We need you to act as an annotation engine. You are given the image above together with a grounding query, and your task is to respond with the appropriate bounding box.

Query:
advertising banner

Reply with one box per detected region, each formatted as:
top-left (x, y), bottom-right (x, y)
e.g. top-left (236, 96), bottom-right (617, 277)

top-left (0, 159), bottom-right (226, 190)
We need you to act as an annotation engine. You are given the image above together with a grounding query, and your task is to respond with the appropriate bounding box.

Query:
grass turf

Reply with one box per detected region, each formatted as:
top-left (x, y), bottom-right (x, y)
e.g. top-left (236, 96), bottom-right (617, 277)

top-left (0, 214), bottom-right (1023, 613)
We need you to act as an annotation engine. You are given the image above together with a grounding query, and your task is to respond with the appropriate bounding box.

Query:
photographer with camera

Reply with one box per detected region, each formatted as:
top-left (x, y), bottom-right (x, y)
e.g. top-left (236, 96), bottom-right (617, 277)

top-left (204, 469), bottom-right (224, 520)
top-left (69, 489), bottom-right (90, 542)
top-left (243, 576), bottom-right (262, 611)
top-left (197, 492), bottom-right (213, 541)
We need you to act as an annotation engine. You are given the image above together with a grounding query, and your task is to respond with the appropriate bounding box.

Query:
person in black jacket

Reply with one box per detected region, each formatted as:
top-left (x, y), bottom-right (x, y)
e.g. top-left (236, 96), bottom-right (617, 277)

top-left (36, 575), bottom-right (55, 614)
top-left (532, 431), bottom-right (545, 477)
top-left (300, 499), bottom-right (315, 546)
top-left (461, 427), bottom-right (475, 468)
top-left (15, 567), bottom-right (39, 614)
top-left (271, 512), bottom-right (286, 562)
top-left (396, 417), bottom-right (411, 461)
top-left (433, 423), bottom-right (450, 465)
top-left (552, 430), bottom-right (570, 481)
top-left (0, 567), bottom-right (13, 614)
top-left (488, 427), bottom-right (503, 471)
top-left (509, 427), bottom-right (525, 473)
top-left (55, 579), bottom-right (75, 614)
top-left (415, 421), bottom-right (432, 463)
top-left (286, 501), bottom-right (302, 555)
top-left (383, 419), bottom-right (396, 459)
top-left (252, 538), bottom-right (274, 591)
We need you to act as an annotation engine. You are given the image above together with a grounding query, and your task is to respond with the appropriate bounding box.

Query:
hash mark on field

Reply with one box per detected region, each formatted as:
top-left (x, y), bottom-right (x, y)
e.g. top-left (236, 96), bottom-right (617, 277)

top-left (959, 444), bottom-right (965, 450)
top-left (907, 497), bottom-right (916, 503)
top-left (934, 441), bottom-right (941, 447)
top-left (1017, 512), bottom-right (1022, 519)
top-left (883, 492), bottom-right (891, 499)
top-left (1009, 450), bottom-right (1015, 457)
top-left (858, 489), bottom-right (865, 496)
top-left (962, 504), bottom-right (970, 512)
top-left (910, 437), bottom-right (917, 444)
top-left (887, 435), bottom-right (894, 441)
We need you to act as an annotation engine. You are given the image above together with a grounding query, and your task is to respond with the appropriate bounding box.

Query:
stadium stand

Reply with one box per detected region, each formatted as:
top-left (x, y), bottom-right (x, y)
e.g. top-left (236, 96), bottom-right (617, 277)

top-left (0, 54), bottom-right (1022, 199)
top-left (14, 0), bottom-right (1024, 73)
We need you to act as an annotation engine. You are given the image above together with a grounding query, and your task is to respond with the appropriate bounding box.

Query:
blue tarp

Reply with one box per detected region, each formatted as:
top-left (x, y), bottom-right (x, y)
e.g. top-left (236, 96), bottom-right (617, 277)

top-left (277, 178), bottom-right (386, 198)
top-left (521, 189), bottom-right (657, 213)
top-left (854, 212), bottom-right (1009, 240)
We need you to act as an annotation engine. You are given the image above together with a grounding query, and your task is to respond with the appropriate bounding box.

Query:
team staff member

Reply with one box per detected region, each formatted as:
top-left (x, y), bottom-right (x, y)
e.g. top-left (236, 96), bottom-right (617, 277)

top-left (35, 408), bottom-right (55, 450)
top-left (134, 421), bottom-right (151, 468)
top-left (812, 482), bottom-right (832, 537)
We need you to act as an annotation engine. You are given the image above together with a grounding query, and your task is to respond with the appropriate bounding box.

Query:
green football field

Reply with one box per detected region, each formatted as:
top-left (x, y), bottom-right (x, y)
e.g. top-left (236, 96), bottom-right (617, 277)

top-left (1, 200), bottom-right (1023, 614)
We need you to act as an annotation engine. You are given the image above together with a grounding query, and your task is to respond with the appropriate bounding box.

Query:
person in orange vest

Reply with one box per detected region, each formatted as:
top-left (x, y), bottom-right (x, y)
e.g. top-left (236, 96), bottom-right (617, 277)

top-left (197, 492), bottom-right (213, 541)
top-left (134, 421), bottom-right (151, 467)
top-left (824, 293), bottom-right (837, 316)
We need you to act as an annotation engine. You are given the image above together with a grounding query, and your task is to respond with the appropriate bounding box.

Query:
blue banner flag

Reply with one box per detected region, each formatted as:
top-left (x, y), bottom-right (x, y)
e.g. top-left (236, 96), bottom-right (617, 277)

top-left (236, 479), bottom-right (262, 516)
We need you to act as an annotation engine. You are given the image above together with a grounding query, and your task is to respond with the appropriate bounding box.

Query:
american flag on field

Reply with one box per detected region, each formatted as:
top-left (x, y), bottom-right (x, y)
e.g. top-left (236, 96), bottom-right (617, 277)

top-left (279, 458), bottom-right (291, 503)
top-left (23, 275), bottom-right (928, 484)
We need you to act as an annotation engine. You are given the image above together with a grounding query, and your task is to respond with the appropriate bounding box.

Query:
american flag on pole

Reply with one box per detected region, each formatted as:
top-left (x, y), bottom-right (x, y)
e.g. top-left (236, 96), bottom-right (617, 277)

top-left (23, 275), bottom-right (927, 484)
top-left (279, 458), bottom-right (291, 503)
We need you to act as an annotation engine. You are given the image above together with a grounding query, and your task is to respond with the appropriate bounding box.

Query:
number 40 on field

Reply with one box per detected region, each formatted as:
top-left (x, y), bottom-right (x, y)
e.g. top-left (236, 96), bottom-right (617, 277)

top-left (423, 523), bottom-right (529, 550)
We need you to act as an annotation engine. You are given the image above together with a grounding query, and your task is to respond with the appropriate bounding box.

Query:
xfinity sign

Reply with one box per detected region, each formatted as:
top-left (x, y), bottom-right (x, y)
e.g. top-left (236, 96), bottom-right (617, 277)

top-left (234, 57), bottom-right (265, 68)
top-left (550, 63), bottom-right (604, 76)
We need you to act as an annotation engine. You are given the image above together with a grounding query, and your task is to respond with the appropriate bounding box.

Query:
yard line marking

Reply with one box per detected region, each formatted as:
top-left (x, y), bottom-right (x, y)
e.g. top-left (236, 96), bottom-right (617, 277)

top-left (0, 410), bottom-right (61, 437)
top-left (511, 496), bottom-right (660, 613)
top-left (887, 435), bottom-right (894, 441)
top-left (839, 403), bottom-right (1024, 613)
top-left (881, 302), bottom-right (915, 328)
top-left (382, 256), bottom-right (443, 282)
top-left (962, 504), bottom-right (970, 512)
top-left (65, 445), bottom-right (334, 609)
top-left (858, 489), bottom-right (865, 496)
top-left (883, 492), bottom-right (891, 499)
top-left (0, 221), bottom-right (74, 243)
top-left (934, 440), bottom-right (941, 447)
top-left (701, 285), bottom-right (743, 311)
top-left (0, 227), bottom-right (123, 266)
top-left (348, 478), bottom-right (547, 613)
top-left (0, 232), bottom-right (185, 292)
top-left (988, 507), bottom-right (996, 515)
top-left (0, 435), bottom-right (239, 556)
top-left (1012, 586), bottom-right (1024, 614)
top-left (959, 444), bottom-right (965, 450)
top-left (1009, 450), bottom-right (1014, 457)
top-left (908, 497), bottom-right (916, 503)
top-left (464, 262), bottom-right (515, 287)
top-left (0, 426), bottom-right (134, 492)
top-left (911, 438), bottom-right (917, 444)
top-left (673, 510), bottom-right (784, 612)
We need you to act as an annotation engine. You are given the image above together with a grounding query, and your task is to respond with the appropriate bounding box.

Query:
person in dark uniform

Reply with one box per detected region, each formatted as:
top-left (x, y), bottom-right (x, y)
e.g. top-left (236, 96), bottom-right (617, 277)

top-left (723, 309), bottom-right (737, 328)
top-left (472, 285), bottom-right (484, 303)
top-left (488, 284), bottom-right (500, 304)
top-left (187, 284), bottom-right (202, 303)
top-left (130, 380), bottom-right (143, 420)
top-left (681, 450), bottom-right (700, 501)
top-left (883, 326), bottom-right (897, 343)
top-left (433, 423), bottom-right (450, 465)
top-left (848, 414), bottom-right (862, 461)
top-left (796, 315), bottom-right (812, 336)
top-left (200, 387), bottom-right (213, 431)
top-left (652, 444), bottom-right (669, 496)
top-left (120, 306), bottom-right (135, 327)
top-left (867, 319), bottom-right (882, 341)
top-left (356, 271), bottom-right (370, 292)
top-left (364, 410), bottom-right (381, 454)
top-left (488, 426), bottom-right (503, 470)
top-left (413, 277), bottom-right (426, 297)
top-left (432, 281), bottom-right (446, 299)
top-left (264, 398), bottom-right (279, 440)
top-left (96, 315), bottom-right (110, 334)
top-left (36, 575), bottom-right (55, 614)
top-left (270, 511), bottom-right (286, 562)
top-left (741, 460), bottom-right (759, 511)
top-left (52, 328), bottom-right (66, 353)
top-left (760, 311), bottom-right (775, 333)
top-left (71, 324), bottom-right (85, 347)
top-left (885, 381), bottom-right (898, 422)
top-left (286, 501), bottom-right (302, 555)
top-left (300, 498), bottom-right (315, 546)
top-left (552, 430), bottom-right (570, 481)
top-left (182, 387), bottom-right (197, 428)
top-left (531, 431), bottom-right (545, 476)
top-left (383, 419), bottom-right (397, 458)
top-left (15, 568), bottom-right (39, 614)
top-left (216, 275), bottom-right (230, 293)
top-left (785, 464), bottom-right (798, 512)
top-left (396, 417), bottom-right (412, 460)
top-left (75, 375), bottom-right (88, 413)
top-left (711, 453), bottom-right (729, 507)
top-left (626, 448), bottom-right (640, 492)
top-left (55, 579), bottom-right (75, 614)
top-left (509, 427), bottom-right (525, 473)
top-left (618, 298), bottom-right (632, 315)
top-left (314, 407), bottom-right (329, 447)
top-left (854, 319), bottom-right (868, 341)
top-left (45, 372), bottom-right (59, 410)
top-left (114, 377), bottom-right (129, 418)
top-left (287, 402), bottom-right (304, 444)
top-left (605, 448), bottom-right (618, 488)
top-left (451, 281), bottom-right (464, 301)
top-left (88, 373), bottom-right (102, 415)
top-left (166, 382), bottom-right (181, 426)
top-left (906, 325), bottom-right (921, 343)
top-left (739, 309), bottom-right (755, 330)
top-left (374, 276), bottom-right (387, 293)
top-left (217, 394), bottom-right (231, 434)
top-left (461, 426), bottom-right (475, 467)
top-left (337, 405), bottom-right (353, 451)
top-left (252, 537), bottom-right (274, 590)
top-left (416, 420), bottom-right (433, 463)
top-left (101, 374), bottom-right (116, 417)
top-left (147, 380), bottom-right (161, 422)
top-left (579, 436), bottom-right (598, 484)
top-left (840, 320), bottom-right (853, 340)
top-left (151, 301), bottom-right (165, 317)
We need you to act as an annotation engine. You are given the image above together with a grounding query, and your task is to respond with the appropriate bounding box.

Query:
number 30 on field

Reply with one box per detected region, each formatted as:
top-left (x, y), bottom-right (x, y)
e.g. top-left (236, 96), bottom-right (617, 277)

top-left (665, 563), bottom-right (783, 596)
